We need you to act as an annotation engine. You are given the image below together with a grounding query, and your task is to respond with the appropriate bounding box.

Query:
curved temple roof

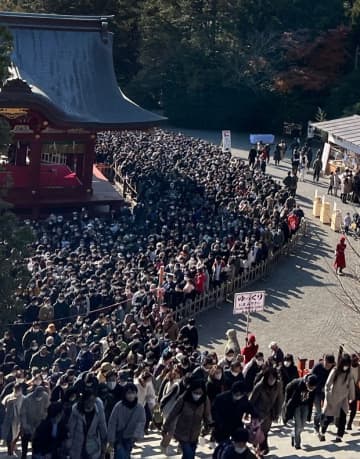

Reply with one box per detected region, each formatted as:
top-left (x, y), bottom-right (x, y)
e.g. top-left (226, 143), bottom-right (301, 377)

top-left (0, 11), bottom-right (164, 129)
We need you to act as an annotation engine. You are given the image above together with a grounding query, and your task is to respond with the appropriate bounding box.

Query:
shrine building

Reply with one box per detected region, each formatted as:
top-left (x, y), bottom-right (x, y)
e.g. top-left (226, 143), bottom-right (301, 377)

top-left (0, 11), bottom-right (163, 212)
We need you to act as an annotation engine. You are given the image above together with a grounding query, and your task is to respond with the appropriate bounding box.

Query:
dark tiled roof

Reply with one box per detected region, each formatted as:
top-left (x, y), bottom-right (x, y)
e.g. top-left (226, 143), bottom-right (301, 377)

top-left (0, 12), bottom-right (164, 129)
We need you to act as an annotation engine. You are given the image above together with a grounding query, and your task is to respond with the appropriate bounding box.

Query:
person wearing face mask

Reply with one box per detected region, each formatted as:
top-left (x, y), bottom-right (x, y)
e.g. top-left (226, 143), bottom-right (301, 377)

top-left (212, 381), bottom-right (256, 444)
top-left (68, 390), bottom-right (107, 459)
top-left (243, 352), bottom-right (264, 393)
top-left (311, 354), bottom-right (336, 434)
top-left (280, 354), bottom-right (299, 392)
top-left (20, 386), bottom-right (50, 459)
top-left (283, 374), bottom-right (318, 449)
top-left (98, 371), bottom-right (124, 421)
top-left (32, 402), bottom-right (68, 459)
top-left (108, 383), bottom-right (146, 459)
top-left (1, 383), bottom-right (24, 456)
top-left (134, 370), bottom-right (156, 434)
top-left (206, 365), bottom-right (225, 405)
top-left (213, 427), bottom-right (257, 459)
top-left (224, 361), bottom-right (244, 391)
top-left (51, 375), bottom-right (69, 402)
top-left (29, 345), bottom-right (53, 370)
top-left (24, 340), bottom-right (40, 369)
top-left (162, 379), bottom-right (212, 459)
top-left (249, 367), bottom-right (283, 455)
top-left (218, 349), bottom-right (235, 370)
top-left (320, 352), bottom-right (356, 443)
top-left (22, 322), bottom-right (44, 351)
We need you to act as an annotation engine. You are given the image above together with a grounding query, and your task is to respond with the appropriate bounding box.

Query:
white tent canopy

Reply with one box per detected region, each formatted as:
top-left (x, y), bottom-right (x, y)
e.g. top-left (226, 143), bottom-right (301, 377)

top-left (310, 115), bottom-right (360, 154)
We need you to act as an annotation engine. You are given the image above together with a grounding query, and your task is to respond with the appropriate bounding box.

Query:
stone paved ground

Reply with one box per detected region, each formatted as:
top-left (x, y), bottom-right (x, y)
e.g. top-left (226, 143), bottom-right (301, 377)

top-left (1, 129), bottom-right (359, 458)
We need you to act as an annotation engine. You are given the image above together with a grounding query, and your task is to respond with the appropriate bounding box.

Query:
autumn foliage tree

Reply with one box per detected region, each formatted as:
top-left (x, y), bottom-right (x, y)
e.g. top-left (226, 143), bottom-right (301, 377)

top-left (275, 27), bottom-right (351, 93)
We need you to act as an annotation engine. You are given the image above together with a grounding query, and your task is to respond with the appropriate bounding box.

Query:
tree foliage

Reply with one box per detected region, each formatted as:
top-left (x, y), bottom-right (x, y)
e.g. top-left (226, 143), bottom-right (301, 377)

top-left (0, 0), bottom-right (358, 129)
top-left (0, 213), bottom-right (34, 327)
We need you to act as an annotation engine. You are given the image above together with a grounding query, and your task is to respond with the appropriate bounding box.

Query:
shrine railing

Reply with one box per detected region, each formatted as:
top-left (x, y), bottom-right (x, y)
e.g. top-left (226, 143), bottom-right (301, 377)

top-left (113, 165), bottom-right (137, 203)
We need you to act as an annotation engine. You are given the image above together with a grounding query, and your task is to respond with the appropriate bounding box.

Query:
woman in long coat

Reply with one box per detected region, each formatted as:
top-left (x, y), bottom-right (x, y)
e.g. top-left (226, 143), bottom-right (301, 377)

top-left (249, 367), bottom-right (283, 455)
top-left (162, 380), bottom-right (212, 459)
top-left (334, 236), bottom-right (346, 275)
top-left (320, 353), bottom-right (355, 443)
top-left (1, 384), bottom-right (24, 456)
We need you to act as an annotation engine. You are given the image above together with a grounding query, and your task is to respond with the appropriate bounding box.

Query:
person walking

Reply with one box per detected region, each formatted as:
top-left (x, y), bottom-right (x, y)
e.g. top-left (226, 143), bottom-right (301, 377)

top-left (312, 155), bottom-right (322, 182)
top-left (327, 172), bottom-right (334, 195)
top-left (241, 334), bottom-right (258, 365)
top-left (213, 427), bottom-right (257, 459)
top-left (162, 379), bottom-right (212, 459)
top-left (334, 236), bottom-right (346, 276)
top-left (32, 402), bottom-right (68, 459)
top-left (334, 169), bottom-right (341, 197)
top-left (1, 383), bottom-right (24, 456)
top-left (283, 374), bottom-right (318, 449)
top-left (311, 354), bottom-right (336, 434)
top-left (273, 145), bottom-right (281, 166)
top-left (281, 354), bottom-right (299, 391)
top-left (249, 368), bottom-right (283, 456)
top-left (108, 383), bottom-right (146, 459)
top-left (347, 353), bottom-right (360, 430)
top-left (319, 353), bottom-right (355, 443)
top-left (20, 386), bottom-right (50, 459)
top-left (212, 381), bottom-right (256, 443)
top-left (68, 390), bottom-right (107, 459)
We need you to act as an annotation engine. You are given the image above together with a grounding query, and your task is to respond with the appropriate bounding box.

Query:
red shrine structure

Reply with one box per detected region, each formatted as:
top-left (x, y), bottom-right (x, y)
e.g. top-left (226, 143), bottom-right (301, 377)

top-left (0, 12), bottom-right (162, 212)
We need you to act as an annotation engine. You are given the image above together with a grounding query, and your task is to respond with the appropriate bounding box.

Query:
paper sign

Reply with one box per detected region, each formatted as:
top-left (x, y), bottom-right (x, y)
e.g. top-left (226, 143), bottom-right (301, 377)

top-left (233, 291), bottom-right (266, 314)
top-left (222, 130), bottom-right (231, 152)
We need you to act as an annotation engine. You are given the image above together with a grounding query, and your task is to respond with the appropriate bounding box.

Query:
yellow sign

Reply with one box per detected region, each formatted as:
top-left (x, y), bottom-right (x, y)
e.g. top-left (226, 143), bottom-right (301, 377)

top-left (0, 108), bottom-right (29, 119)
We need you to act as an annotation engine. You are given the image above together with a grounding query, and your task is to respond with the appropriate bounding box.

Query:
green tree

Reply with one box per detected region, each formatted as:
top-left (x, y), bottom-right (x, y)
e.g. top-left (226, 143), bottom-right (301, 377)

top-left (0, 213), bottom-right (34, 327)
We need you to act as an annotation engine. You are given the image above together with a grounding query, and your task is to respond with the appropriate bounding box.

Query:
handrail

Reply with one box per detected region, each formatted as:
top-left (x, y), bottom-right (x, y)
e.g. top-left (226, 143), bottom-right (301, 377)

top-left (113, 166), bottom-right (137, 203)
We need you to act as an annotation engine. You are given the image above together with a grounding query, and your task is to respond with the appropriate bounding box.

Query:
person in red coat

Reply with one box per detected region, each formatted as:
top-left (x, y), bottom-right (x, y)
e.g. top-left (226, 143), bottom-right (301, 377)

top-left (241, 334), bottom-right (259, 364)
top-left (334, 236), bottom-right (346, 276)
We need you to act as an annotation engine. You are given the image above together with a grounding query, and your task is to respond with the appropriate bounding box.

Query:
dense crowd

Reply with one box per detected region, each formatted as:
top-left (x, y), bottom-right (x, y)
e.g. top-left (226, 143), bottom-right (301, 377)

top-left (1, 130), bottom-right (356, 459)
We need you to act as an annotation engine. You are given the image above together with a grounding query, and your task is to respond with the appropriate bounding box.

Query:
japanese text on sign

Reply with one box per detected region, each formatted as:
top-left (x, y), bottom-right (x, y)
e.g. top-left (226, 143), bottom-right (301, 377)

top-left (233, 291), bottom-right (265, 314)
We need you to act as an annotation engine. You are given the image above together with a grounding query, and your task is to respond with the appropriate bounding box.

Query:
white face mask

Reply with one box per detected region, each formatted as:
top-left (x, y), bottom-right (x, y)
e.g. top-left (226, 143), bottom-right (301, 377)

top-left (125, 393), bottom-right (137, 402)
top-left (284, 361), bottom-right (291, 368)
top-left (107, 381), bottom-right (116, 390)
top-left (214, 373), bottom-right (222, 380)
top-left (343, 366), bottom-right (349, 371)
top-left (234, 446), bottom-right (247, 454)
top-left (231, 371), bottom-right (239, 377)
top-left (192, 393), bottom-right (202, 401)
top-left (256, 359), bottom-right (264, 366)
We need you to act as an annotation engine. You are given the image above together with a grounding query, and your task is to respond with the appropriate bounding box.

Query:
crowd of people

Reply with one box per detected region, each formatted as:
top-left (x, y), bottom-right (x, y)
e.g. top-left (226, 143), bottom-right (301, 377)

top-left (0, 129), bottom-right (351, 459)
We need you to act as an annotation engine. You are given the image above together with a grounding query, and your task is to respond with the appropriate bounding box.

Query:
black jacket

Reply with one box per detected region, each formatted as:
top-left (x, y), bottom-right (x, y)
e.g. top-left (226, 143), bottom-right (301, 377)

top-left (32, 418), bottom-right (68, 458)
top-left (212, 391), bottom-right (256, 442)
top-left (283, 377), bottom-right (314, 423)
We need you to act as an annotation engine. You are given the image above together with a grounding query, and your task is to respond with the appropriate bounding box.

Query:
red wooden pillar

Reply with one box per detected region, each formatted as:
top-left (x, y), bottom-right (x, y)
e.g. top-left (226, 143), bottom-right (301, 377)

top-left (29, 135), bottom-right (42, 195)
top-left (81, 134), bottom-right (96, 193)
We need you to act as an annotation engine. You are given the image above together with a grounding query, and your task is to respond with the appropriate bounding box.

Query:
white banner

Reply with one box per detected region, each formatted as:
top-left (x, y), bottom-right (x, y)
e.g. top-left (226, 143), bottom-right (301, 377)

top-left (321, 142), bottom-right (331, 173)
top-left (222, 130), bottom-right (231, 152)
top-left (249, 134), bottom-right (275, 144)
top-left (233, 291), bottom-right (266, 314)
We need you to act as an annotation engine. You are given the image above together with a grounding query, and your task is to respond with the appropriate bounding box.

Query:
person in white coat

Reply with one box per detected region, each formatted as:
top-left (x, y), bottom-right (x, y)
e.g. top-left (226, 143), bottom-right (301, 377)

top-left (1, 383), bottom-right (24, 456)
top-left (135, 370), bottom-right (156, 433)
top-left (319, 353), bottom-right (355, 443)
